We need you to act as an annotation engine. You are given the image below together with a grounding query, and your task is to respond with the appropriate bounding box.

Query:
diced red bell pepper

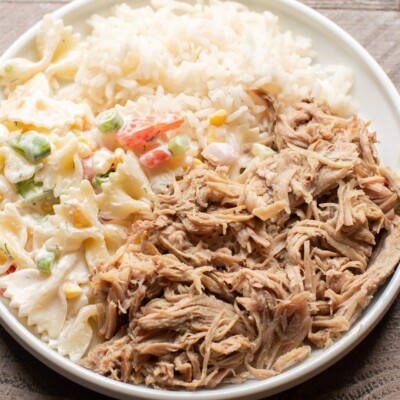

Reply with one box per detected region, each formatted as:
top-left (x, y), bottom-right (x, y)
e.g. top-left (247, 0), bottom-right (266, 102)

top-left (6, 265), bottom-right (16, 275)
top-left (139, 147), bottom-right (172, 168)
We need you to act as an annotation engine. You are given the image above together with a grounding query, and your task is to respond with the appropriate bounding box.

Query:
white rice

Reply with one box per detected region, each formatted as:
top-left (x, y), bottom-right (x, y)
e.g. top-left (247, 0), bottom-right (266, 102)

top-left (60, 0), bottom-right (354, 167)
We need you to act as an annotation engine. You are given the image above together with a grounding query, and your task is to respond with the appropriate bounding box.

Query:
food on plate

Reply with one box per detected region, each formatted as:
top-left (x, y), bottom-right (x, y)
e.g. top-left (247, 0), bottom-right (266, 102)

top-left (80, 100), bottom-right (400, 389)
top-left (0, 0), bottom-right (398, 391)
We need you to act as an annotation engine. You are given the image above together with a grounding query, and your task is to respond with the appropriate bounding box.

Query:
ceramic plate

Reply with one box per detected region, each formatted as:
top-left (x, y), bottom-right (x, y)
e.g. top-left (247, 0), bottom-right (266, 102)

top-left (0, 1), bottom-right (399, 399)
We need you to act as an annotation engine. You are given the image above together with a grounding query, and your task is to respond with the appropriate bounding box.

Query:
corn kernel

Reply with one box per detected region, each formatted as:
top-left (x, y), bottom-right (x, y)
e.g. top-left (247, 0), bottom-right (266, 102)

top-left (92, 148), bottom-right (114, 175)
top-left (209, 109), bottom-right (228, 126)
top-left (64, 283), bottom-right (82, 300)
top-left (78, 136), bottom-right (97, 152)
top-left (69, 204), bottom-right (92, 228)
top-left (77, 142), bottom-right (92, 159)
top-left (113, 148), bottom-right (125, 166)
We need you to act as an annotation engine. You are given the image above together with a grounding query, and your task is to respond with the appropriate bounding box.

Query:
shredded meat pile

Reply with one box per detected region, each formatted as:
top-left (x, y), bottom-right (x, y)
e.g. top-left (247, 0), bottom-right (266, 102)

top-left (80, 98), bottom-right (400, 390)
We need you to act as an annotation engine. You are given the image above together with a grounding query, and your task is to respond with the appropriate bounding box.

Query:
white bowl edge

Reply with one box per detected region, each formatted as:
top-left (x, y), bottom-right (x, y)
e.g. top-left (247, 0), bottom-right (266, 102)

top-left (0, 0), bottom-right (399, 399)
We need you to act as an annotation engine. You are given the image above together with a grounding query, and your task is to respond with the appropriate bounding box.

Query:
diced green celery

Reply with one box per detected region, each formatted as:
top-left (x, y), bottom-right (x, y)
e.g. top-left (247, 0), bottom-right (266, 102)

top-left (92, 174), bottom-right (109, 188)
top-left (251, 143), bottom-right (276, 160)
top-left (94, 109), bottom-right (123, 133)
top-left (9, 131), bottom-right (51, 162)
top-left (168, 135), bottom-right (190, 156)
top-left (16, 177), bottom-right (47, 203)
top-left (35, 249), bottom-right (56, 274)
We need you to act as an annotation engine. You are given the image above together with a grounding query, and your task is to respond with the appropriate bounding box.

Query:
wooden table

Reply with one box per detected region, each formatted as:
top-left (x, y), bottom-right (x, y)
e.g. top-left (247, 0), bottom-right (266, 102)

top-left (0, 1), bottom-right (399, 399)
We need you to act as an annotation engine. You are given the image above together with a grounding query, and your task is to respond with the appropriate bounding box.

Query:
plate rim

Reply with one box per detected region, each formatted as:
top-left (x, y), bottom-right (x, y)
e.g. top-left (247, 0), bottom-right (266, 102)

top-left (0, 0), bottom-right (399, 399)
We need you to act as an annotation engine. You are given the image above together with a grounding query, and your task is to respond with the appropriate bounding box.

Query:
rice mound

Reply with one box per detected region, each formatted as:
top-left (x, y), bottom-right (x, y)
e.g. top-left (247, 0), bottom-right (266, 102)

top-left (61, 0), bottom-right (353, 157)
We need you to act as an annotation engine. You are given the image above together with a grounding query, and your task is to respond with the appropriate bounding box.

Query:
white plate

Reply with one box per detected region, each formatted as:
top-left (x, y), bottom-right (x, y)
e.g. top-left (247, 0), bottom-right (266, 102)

top-left (1, 1), bottom-right (400, 399)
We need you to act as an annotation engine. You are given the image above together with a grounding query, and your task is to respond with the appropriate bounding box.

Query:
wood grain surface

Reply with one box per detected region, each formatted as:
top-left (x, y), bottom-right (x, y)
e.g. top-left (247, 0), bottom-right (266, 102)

top-left (0, 1), bottom-right (399, 399)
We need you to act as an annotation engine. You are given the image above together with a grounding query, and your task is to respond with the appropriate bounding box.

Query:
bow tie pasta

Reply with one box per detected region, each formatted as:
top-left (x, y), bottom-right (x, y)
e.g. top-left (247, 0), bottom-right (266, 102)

top-left (0, 74), bottom-right (91, 130)
top-left (0, 14), bottom-right (160, 361)
top-left (0, 204), bottom-right (35, 273)
top-left (0, 15), bottom-right (81, 88)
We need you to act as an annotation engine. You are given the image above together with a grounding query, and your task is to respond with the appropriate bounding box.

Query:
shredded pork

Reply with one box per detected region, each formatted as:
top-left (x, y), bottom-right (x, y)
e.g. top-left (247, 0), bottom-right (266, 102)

top-left (81, 98), bottom-right (400, 390)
